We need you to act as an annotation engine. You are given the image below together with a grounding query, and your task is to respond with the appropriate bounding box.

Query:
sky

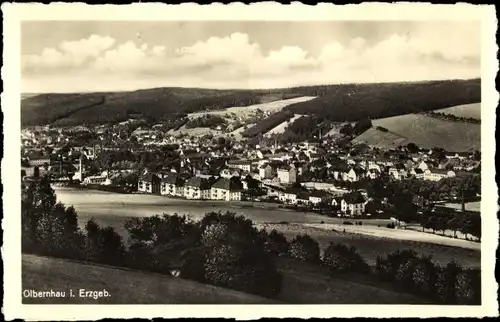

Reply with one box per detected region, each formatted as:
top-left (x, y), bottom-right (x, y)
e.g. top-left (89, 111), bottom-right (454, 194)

top-left (21, 21), bottom-right (481, 93)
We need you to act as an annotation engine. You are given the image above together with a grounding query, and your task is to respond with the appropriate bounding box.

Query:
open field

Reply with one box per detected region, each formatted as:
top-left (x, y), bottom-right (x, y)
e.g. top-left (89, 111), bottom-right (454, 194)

top-left (22, 254), bottom-right (277, 304)
top-left (371, 114), bottom-right (480, 152)
top-left (442, 201), bottom-right (481, 212)
top-left (265, 114), bottom-right (304, 137)
top-left (187, 96), bottom-right (316, 120)
top-left (435, 103), bottom-right (481, 119)
top-left (53, 188), bottom-right (481, 269)
top-left (352, 126), bottom-right (410, 150)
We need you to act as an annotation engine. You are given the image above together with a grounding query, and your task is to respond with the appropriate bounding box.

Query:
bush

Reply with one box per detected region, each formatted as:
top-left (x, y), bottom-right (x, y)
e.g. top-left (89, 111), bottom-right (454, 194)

top-left (376, 249), bottom-right (418, 282)
top-left (436, 260), bottom-right (463, 304)
top-left (455, 268), bottom-right (481, 305)
top-left (84, 220), bottom-right (126, 266)
top-left (288, 234), bottom-right (320, 263)
top-left (179, 246), bottom-right (209, 283)
top-left (386, 222), bottom-right (396, 229)
top-left (410, 256), bottom-right (439, 297)
top-left (322, 242), bottom-right (369, 274)
top-left (343, 221), bottom-right (353, 225)
top-left (263, 229), bottom-right (289, 257)
top-left (204, 243), bottom-right (281, 298)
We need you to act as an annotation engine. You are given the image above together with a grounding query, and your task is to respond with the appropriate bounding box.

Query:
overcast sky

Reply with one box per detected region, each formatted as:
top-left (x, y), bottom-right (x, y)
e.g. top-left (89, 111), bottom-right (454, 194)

top-left (21, 21), bottom-right (481, 93)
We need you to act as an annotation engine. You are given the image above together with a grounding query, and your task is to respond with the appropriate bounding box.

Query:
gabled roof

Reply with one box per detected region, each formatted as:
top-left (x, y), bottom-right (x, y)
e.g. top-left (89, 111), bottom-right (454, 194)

top-left (211, 177), bottom-right (242, 191)
top-left (343, 192), bottom-right (366, 204)
top-left (140, 173), bottom-right (160, 182)
top-left (309, 190), bottom-right (332, 198)
top-left (185, 177), bottom-right (212, 189)
top-left (161, 173), bottom-right (185, 186)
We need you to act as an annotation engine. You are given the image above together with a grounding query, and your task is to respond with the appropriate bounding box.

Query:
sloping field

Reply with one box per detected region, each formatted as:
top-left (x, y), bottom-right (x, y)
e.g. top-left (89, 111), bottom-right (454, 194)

top-left (265, 114), bottom-right (304, 137)
top-left (436, 103), bottom-right (481, 119)
top-left (188, 96), bottom-right (316, 120)
top-left (22, 254), bottom-right (278, 304)
top-left (352, 127), bottom-right (410, 149)
top-left (372, 114), bottom-right (480, 152)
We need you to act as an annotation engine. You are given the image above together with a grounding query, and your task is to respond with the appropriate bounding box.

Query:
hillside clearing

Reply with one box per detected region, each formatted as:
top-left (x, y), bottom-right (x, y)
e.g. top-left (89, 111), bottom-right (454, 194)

top-left (187, 96), bottom-right (316, 120)
top-left (352, 126), bottom-right (410, 149)
top-left (22, 254), bottom-right (278, 304)
top-left (371, 114), bottom-right (480, 152)
top-left (265, 114), bottom-right (304, 137)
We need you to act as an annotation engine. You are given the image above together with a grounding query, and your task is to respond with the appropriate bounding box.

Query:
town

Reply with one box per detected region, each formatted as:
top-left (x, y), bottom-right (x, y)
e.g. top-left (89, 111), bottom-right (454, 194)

top-left (21, 119), bottom-right (481, 229)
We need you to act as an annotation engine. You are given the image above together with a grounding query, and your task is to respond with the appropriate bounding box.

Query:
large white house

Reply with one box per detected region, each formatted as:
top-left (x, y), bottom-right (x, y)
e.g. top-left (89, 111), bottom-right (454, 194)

top-left (184, 177), bottom-right (212, 199)
top-left (160, 173), bottom-right (185, 197)
top-left (277, 164), bottom-right (297, 184)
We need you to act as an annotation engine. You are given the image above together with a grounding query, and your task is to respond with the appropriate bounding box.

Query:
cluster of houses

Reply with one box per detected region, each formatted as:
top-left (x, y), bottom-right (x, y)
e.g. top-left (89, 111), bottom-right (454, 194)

top-left (138, 171), bottom-right (369, 216)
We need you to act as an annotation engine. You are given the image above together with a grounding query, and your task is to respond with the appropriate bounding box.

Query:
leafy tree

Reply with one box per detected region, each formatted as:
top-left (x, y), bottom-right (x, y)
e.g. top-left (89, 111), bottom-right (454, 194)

top-left (262, 229), bottom-right (289, 257)
top-left (204, 243), bottom-right (281, 298)
top-left (455, 268), bottom-right (481, 305)
top-left (436, 260), bottom-right (463, 304)
top-left (289, 234), bottom-right (320, 263)
top-left (84, 220), bottom-right (126, 266)
top-left (322, 242), bottom-right (369, 274)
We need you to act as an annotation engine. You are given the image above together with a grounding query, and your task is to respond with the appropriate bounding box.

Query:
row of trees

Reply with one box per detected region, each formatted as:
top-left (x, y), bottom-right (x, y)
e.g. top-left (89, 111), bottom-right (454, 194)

top-left (376, 250), bottom-right (480, 304)
top-left (425, 111), bottom-right (481, 124)
top-left (419, 210), bottom-right (481, 240)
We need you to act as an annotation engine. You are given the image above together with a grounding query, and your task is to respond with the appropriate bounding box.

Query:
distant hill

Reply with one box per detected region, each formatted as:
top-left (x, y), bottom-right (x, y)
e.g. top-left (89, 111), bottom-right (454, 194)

top-left (21, 79), bottom-right (480, 127)
top-left (283, 79), bottom-right (480, 121)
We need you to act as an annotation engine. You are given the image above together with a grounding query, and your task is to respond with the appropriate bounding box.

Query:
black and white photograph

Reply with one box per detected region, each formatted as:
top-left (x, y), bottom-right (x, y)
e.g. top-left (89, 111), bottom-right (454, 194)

top-left (2, 3), bottom-right (498, 320)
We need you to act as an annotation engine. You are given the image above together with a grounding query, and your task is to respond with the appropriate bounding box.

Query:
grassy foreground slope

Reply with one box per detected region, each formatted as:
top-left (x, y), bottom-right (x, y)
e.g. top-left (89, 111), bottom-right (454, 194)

top-left (22, 254), bottom-right (278, 304)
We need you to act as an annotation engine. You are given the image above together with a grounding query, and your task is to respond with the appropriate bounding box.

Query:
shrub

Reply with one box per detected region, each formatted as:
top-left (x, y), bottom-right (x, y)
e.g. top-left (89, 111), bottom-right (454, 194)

top-left (436, 260), bottom-right (463, 304)
top-left (322, 242), bottom-right (369, 274)
top-left (288, 234), bottom-right (320, 263)
top-left (179, 246), bottom-right (209, 283)
top-left (410, 256), bottom-right (439, 297)
top-left (376, 249), bottom-right (418, 282)
top-left (84, 220), bottom-right (126, 266)
top-left (455, 268), bottom-right (481, 305)
top-left (204, 243), bottom-right (282, 298)
top-left (386, 222), bottom-right (395, 229)
top-left (343, 221), bottom-right (353, 225)
top-left (263, 229), bottom-right (289, 257)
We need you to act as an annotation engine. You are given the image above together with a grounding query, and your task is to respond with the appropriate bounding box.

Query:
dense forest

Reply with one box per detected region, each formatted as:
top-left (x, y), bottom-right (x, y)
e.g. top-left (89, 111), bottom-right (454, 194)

top-left (283, 79), bottom-right (480, 121)
top-left (22, 79), bottom-right (480, 126)
top-left (241, 110), bottom-right (295, 137)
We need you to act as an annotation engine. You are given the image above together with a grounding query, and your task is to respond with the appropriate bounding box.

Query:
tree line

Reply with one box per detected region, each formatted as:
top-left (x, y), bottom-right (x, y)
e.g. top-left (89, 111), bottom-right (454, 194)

top-left (22, 177), bottom-right (480, 304)
top-left (425, 111), bottom-right (480, 124)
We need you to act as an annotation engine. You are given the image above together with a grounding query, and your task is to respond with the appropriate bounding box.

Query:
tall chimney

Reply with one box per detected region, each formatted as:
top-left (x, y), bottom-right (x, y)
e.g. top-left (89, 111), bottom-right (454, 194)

top-left (461, 188), bottom-right (465, 212)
